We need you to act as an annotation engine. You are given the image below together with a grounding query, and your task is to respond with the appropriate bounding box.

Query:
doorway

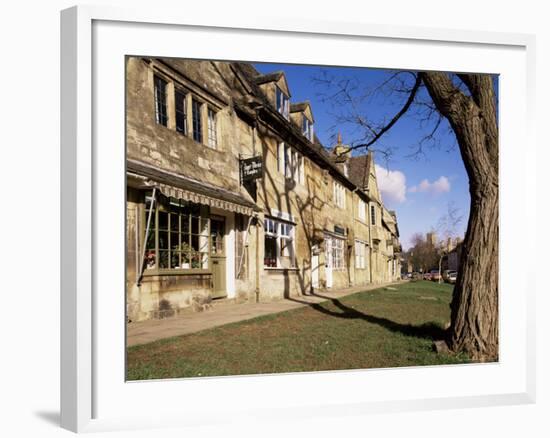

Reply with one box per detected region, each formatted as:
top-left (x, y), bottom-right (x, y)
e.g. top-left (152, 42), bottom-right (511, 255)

top-left (210, 216), bottom-right (226, 298)
top-left (311, 248), bottom-right (319, 290)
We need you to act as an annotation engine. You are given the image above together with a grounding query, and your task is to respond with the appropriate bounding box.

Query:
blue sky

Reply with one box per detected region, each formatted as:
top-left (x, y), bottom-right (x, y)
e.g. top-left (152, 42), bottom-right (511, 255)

top-left (254, 62), bottom-right (481, 249)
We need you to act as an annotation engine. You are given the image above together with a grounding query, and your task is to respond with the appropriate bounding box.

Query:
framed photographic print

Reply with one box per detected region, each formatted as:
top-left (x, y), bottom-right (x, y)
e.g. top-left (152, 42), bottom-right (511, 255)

top-left (61, 5), bottom-right (536, 433)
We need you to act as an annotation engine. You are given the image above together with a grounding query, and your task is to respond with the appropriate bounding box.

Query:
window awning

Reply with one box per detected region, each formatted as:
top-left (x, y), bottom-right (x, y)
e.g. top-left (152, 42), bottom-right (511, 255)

top-left (127, 159), bottom-right (260, 216)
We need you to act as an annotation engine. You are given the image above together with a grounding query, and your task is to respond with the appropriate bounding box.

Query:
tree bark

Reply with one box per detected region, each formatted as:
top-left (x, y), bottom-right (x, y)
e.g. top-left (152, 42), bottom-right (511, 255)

top-left (420, 72), bottom-right (499, 361)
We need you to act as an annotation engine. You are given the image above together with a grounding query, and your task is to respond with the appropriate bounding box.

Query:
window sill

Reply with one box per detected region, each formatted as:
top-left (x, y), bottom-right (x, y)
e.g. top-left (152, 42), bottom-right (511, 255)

top-left (264, 267), bottom-right (299, 272)
top-left (142, 269), bottom-right (212, 276)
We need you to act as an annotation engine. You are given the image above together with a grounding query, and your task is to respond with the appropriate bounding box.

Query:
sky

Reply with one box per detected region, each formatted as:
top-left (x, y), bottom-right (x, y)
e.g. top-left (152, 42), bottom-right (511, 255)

top-left (253, 62), bottom-right (484, 250)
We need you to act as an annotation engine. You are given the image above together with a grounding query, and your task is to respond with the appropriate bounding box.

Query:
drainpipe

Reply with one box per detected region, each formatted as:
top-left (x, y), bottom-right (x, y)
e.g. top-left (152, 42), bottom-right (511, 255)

top-left (255, 217), bottom-right (260, 302)
top-left (252, 124), bottom-right (261, 303)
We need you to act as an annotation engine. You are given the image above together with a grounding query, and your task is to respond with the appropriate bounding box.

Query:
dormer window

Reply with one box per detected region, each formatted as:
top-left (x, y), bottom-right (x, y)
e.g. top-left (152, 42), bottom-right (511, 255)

top-left (276, 86), bottom-right (289, 119)
top-left (302, 116), bottom-right (314, 141)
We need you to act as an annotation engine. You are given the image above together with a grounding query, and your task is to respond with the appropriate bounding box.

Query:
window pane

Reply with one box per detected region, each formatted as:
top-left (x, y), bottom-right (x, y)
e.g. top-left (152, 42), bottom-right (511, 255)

top-left (181, 251), bottom-right (190, 269)
top-left (192, 100), bottom-right (202, 143)
top-left (181, 216), bottom-right (190, 233)
top-left (170, 213), bottom-right (179, 231)
top-left (191, 235), bottom-right (199, 252)
top-left (181, 233), bottom-right (190, 249)
top-left (191, 216), bottom-right (199, 234)
top-left (207, 108), bottom-right (217, 148)
top-left (170, 251), bottom-right (180, 269)
top-left (158, 211), bottom-right (168, 230)
top-left (170, 232), bottom-right (179, 250)
top-left (264, 236), bottom-right (277, 267)
top-left (145, 250), bottom-right (156, 269)
top-left (175, 90), bottom-right (187, 134)
top-left (154, 76), bottom-right (168, 126)
top-left (191, 253), bottom-right (201, 269)
top-left (158, 250), bottom-right (169, 269)
top-left (158, 231), bottom-right (168, 249)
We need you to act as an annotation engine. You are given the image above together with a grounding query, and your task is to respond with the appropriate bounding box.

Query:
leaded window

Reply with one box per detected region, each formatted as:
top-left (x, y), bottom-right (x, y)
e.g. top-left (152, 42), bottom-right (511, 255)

top-left (154, 76), bottom-right (168, 126)
top-left (192, 99), bottom-right (202, 143)
top-left (207, 108), bottom-right (217, 149)
top-left (175, 89), bottom-right (187, 134)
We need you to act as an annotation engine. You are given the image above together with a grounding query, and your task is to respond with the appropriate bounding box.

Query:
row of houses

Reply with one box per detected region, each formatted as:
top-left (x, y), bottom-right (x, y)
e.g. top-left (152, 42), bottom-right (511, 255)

top-left (126, 57), bottom-right (402, 321)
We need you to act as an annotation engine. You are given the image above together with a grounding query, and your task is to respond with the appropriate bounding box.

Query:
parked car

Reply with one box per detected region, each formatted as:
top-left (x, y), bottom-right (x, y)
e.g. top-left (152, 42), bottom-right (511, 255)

top-left (447, 271), bottom-right (458, 284)
top-left (441, 269), bottom-right (456, 283)
top-left (423, 272), bottom-right (432, 280)
top-left (412, 272), bottom-right (422, 280)
top-left (430, 269), bottom-right (441, 281)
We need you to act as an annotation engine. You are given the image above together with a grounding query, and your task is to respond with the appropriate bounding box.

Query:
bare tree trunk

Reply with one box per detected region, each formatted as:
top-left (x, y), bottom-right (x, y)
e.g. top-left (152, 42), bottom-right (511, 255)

top-left (420, 72), bottom-right (499, 361)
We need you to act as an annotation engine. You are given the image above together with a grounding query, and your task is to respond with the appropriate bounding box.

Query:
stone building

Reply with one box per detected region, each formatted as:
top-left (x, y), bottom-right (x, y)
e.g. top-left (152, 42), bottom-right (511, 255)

top-left (126, 57), bottom-right (402, 322)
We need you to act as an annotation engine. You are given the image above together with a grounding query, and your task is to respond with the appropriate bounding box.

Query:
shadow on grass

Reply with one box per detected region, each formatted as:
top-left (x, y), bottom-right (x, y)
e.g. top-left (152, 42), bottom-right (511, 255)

top-left (288, 292), bottom-right (447, 341)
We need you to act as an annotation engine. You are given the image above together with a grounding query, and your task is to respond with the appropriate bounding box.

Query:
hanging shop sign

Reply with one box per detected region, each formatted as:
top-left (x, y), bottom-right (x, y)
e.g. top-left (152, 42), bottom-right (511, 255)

top-left (240, 156), bottom-right (263, 182)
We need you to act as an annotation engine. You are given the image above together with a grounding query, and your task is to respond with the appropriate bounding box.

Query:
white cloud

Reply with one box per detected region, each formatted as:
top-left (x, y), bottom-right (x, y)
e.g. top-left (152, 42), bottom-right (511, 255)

top-left (374, 164), bottom-right (407, 204)
top-left (409, 176), bottom-right (450, 195)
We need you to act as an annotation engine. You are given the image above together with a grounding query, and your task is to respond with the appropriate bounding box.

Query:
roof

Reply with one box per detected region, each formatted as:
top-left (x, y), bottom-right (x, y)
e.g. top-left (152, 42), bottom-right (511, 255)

top-left (253, 71), bottom-right (284, 85)
top-left (233, 63), bottom-right (359, 192)
top-left (348, 154), bottom-right (373, 189)
top-left (290, 102), bottom-right (309, 113)
top-left (127, 159), bottom-right (260, 215)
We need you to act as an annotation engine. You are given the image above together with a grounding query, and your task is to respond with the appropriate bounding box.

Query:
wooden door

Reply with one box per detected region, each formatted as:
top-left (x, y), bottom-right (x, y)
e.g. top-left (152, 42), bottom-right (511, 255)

top-left (210, 217), bottom-right (226, 298)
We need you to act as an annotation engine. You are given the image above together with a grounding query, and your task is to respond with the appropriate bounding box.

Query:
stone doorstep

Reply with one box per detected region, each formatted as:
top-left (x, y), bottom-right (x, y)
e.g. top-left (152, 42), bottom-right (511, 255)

top-left (210, 296), bottom-right (238, 309)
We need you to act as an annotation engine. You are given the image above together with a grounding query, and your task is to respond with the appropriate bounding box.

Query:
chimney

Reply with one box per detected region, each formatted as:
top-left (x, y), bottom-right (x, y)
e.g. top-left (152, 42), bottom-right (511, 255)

top-left (332, 132), bottom-right (351, 163)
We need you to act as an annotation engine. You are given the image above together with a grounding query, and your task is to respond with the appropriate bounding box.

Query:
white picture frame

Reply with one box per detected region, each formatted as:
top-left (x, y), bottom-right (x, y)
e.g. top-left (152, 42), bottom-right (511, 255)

top-left (60, 5), bottom-right (536, 433)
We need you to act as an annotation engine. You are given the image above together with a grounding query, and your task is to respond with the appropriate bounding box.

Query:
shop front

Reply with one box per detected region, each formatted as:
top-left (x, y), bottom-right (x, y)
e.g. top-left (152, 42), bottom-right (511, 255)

top-left (126, 159), bottom-right (259, 321)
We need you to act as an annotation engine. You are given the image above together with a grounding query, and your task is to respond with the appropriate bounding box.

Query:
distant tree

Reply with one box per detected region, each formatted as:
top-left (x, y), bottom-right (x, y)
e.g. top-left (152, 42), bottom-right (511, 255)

top-left (408, 232), bottom-right (438, 274)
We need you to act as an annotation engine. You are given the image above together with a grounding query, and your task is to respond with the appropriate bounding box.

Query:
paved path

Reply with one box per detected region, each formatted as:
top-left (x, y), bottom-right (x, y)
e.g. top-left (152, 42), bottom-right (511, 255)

top-left (127, 281), bottom-right (401, 347)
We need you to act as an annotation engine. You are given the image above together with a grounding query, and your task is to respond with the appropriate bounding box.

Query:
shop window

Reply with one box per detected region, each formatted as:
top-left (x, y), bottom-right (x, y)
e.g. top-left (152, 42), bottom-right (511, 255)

top-left (143, 193), bottom-right (209, 272)
top-left (154, 75), bottom-right (168, 126)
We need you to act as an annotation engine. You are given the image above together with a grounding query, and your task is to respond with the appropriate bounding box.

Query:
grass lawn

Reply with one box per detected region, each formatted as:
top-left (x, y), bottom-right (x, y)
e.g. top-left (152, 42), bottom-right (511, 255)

top-left (127, 281), bottom-right (471, 380)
